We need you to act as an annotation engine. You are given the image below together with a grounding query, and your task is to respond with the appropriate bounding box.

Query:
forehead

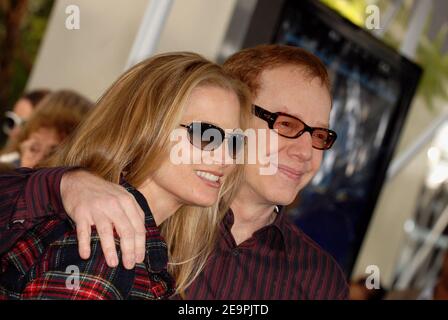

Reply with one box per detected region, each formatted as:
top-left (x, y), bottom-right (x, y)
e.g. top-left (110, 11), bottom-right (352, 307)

top-left (30, 127), bottom-right (60, 143)
top-left (13, 99), bottom-right (34, 118)
top-left (255, 65), bottom-right (331, 126)
top-left (181, 85), bottom-right (241, 129)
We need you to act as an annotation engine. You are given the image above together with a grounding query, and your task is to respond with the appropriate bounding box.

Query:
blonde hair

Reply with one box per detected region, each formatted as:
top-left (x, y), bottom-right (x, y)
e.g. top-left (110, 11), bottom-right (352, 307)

top-left (2, 90), bottom-right (93, 158)
top-left (47, 52), bottom-right (251, 294)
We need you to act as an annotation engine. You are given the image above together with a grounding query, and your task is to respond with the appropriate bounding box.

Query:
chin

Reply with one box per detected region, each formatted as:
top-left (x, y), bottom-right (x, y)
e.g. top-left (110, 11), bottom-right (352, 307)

top-left (262, 187), bottom-right (297, 206)
top-left (195, 199), bottom-right (216, 208)
top-left (190, 190), bottom-right (219, 207)
top-left (272, 193), bottom-right (297, 206)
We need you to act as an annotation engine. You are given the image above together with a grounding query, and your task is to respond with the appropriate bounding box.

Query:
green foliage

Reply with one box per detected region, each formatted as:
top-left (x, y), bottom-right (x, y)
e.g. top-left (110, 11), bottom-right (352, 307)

top-left (416, 24), bottom-right (448, 111)
top-left (320, 0), bottom-right (368, 27)
top-left (0, 0), bottom-right (54, 108)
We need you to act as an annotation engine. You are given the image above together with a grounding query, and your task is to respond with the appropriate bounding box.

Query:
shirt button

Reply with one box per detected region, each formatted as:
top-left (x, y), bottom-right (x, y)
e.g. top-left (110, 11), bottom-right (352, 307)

top-left (231, 249), bottom-right (239, 256)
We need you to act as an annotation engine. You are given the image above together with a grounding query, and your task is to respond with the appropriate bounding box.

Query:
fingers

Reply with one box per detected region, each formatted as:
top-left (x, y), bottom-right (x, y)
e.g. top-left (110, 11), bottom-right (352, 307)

top-left (115, 220), bottom-right (136, 270)
top-left (76, 220), bottom-right (92, 259)
top-left (134, 229), bottom-right (146, 264)
top-left (125, 198), bottom-right (146, 264)
top-left (59, 171), bottom-right (147, 269)
top-left (95, 217), bottom-right (119, 268)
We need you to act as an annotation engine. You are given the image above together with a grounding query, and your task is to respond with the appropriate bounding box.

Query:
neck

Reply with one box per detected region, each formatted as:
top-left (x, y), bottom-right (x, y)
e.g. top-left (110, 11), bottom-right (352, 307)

top-left (137, 180), bottom-right (182, 226)
top-left (230, 183), bottom-right (277, 245)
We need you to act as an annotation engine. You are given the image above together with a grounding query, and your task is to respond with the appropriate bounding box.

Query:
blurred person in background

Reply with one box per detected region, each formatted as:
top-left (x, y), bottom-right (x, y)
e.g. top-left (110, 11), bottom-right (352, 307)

top-left (1, 90), bottom-right (93, 168)
top-left (1, 89), bottom-right (50, 153)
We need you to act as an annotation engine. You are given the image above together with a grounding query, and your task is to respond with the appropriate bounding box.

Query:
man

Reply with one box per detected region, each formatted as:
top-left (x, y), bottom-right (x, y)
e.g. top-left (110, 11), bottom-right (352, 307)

top-left (0, 45), bottom-right (348, 299)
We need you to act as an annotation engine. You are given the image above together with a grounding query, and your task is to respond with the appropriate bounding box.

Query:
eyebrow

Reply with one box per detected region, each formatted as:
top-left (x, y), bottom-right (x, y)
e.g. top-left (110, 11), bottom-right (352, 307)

top-left (277, 106), bottom-right (329, 128)
top-left (184, 119), bottom-right (240, 130)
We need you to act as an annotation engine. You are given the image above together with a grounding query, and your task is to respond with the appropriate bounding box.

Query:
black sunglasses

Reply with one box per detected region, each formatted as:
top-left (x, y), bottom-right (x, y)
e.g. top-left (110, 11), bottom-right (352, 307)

top-left (252, 105), bottom-right (337, 150)
top-left (180, 122), bottom-right (245, 159)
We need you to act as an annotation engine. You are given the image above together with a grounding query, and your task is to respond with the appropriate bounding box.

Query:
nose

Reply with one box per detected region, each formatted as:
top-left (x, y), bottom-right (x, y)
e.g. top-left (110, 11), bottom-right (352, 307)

top-left (286, 131), bottom-right (313, 161)
top-left (203, 142), bottom-right (233, 168)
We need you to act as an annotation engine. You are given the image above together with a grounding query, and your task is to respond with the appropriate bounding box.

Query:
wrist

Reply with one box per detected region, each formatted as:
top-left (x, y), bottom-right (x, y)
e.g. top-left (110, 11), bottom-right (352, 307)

top-left (60, 168), bottom-right (87, 217)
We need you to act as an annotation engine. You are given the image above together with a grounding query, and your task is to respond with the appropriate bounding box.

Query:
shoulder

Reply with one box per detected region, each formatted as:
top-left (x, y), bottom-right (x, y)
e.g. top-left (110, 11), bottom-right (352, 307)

top-left (282, 217), bottom-right (349, 300)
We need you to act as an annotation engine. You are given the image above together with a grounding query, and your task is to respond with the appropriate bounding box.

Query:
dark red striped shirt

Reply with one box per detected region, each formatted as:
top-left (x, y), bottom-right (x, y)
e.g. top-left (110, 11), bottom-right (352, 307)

top-left (0, 167), bottom-right (348, 299)
top-left (0, 167), bottom-right (70, 255)
top-left (181, 209), bottom-right (349, 300)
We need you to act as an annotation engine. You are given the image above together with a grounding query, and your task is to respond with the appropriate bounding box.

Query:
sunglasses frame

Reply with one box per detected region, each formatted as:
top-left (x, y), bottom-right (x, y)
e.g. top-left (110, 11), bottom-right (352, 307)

top-left (179, 121), bottom-right (245, 158)
top-left (252, 104), bottom-right (337, 150)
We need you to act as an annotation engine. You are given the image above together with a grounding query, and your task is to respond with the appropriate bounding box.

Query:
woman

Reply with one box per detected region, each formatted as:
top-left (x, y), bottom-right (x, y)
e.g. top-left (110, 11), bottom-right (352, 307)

top-left (0, 89), bottom-right (50, 165)
top-left (17, 90), bottom-right (93, 168)
top-left (0, 52), bottom-right (250, 299)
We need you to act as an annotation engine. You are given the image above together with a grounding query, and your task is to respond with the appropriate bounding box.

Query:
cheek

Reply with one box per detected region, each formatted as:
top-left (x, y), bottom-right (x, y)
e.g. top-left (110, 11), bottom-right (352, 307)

top-left (222, 163), bottom-right (236, 176)
top-left (247, 128), bottom-right (279, 161)
top-left (311, 150), bottom-right (323, 173)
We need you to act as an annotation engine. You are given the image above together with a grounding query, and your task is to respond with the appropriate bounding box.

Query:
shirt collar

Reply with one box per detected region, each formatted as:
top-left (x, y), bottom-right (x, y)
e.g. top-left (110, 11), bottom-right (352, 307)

top-left (120, 179), bottom-right (169, 273)
top-left (223, 206), bottom-right (289, 252)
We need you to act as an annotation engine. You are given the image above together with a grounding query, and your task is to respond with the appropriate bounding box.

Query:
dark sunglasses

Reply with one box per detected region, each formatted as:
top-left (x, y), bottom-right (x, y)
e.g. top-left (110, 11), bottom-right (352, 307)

top-left (180, 122), bottom-right (245, 159)
top-left (252, 105), bottom-right (337, 150)
top-left (2, 111), bottom-right (26, 135)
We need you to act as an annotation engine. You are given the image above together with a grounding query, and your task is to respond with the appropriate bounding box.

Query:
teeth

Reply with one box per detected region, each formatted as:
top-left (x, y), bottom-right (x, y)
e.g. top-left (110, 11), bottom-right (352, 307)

top-left (196, 171), bottom-right (219, 182)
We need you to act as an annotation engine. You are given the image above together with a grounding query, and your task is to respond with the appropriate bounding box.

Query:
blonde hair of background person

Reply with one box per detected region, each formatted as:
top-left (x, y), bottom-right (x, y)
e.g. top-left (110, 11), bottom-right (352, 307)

top-left (45, 52), bottom-right (251, 295)
top-left (7, 90), bottom-right (93, 168)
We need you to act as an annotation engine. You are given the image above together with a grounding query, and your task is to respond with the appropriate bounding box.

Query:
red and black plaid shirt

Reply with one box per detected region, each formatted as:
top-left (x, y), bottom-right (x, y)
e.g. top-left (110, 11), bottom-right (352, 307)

top-left (0, 167), bottom-right (348, 300)
top-left (0, 168), bottom-right (174, 300)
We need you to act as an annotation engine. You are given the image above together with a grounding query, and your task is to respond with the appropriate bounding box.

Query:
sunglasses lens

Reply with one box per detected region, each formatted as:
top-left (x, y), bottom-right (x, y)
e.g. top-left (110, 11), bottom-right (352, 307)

top-left (274, 115), bottom-right (336, 150)
top-left (312, 130), bottom-right (336, 150)
top-left (312, 130), bottom-right (330, 149)
top-left (273, 115), bottom-right (304, 137)
top-left (188, 122), bottom-right (224, 151)
top-left (186, 122), bottom-right (246, 159)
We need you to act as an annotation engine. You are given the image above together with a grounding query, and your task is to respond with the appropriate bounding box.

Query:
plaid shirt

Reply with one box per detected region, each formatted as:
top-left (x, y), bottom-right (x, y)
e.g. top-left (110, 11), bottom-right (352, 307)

top-left (0, 167), bottom-right (348, 300)
top-left (0, 168), bottom-right (175, 300)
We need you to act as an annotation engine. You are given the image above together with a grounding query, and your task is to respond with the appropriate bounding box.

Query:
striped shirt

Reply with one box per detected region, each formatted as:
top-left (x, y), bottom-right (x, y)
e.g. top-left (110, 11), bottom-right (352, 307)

top-left (182, 209), bottom-right (349, 299)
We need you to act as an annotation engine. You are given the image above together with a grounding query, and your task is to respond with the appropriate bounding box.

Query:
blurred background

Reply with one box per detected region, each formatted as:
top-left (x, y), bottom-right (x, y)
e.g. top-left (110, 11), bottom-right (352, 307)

top-left (1, 0), bottom-right (448, 300)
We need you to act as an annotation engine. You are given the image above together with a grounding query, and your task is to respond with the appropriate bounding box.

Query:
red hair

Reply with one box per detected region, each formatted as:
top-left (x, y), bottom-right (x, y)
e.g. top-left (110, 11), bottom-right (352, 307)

top-left (223, 44), bottom-right (330, 97)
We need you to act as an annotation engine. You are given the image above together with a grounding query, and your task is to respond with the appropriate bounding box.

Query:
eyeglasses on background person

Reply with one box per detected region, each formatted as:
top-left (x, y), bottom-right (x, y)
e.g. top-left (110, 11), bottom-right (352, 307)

top-left (2, 111), bottom-right (26, 135)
